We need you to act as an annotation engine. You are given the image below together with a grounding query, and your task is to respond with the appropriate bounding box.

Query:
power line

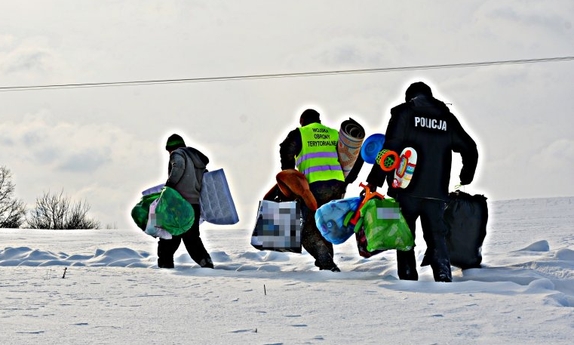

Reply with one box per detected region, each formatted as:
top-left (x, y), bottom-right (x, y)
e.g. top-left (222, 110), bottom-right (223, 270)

top-left (0, 56), bottom-right (572, 92)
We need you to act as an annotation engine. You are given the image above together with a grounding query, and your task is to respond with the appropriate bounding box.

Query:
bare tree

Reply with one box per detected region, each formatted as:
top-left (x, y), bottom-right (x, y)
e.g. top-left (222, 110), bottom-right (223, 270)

top-left (27, 190), bottom-right (101, 230)
top-left (0, 166), bottom-right (26, 228)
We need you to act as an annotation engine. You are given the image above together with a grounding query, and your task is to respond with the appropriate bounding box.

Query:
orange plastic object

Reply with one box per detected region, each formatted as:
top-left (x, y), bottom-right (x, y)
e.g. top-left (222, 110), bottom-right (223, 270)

top-left (348, 182), bottom-right (385, 226)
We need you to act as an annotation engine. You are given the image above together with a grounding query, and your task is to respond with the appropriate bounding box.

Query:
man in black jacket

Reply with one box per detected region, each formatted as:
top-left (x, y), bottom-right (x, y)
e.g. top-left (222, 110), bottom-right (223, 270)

top-left (367, 82), bottom-right (478, 282)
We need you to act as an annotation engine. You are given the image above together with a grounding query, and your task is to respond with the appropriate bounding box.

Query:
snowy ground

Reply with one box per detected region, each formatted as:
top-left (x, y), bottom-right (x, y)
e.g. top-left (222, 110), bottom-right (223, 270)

top-left (1, 196), bottom-right (573, 344)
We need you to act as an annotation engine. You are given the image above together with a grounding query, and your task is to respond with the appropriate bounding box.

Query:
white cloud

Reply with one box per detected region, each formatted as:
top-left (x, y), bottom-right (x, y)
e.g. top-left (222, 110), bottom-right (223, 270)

top-left (286, 35), bottom-right (401, 71)
top-left (0, 40), bottom-right (54, 78)
top-left (482, 1), bottom-right (573, 36)
top-left (0, 111), bottom-right (160, 228)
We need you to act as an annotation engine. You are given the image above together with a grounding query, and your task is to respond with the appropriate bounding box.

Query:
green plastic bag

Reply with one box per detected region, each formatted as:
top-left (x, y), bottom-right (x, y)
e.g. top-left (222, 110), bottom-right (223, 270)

top-left (355, 198), bottom-right (414, 252)
top-left (131, 192), bottom-right (161, 231)
top-left (131, 187), bottom-right (194, 235)
top-left (154, 187), bottom-right (194, 236)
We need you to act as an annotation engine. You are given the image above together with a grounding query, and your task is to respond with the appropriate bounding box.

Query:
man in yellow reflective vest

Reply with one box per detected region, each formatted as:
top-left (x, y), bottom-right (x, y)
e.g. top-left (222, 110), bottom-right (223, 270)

top-left (279, 109), bottom-right (347, 271)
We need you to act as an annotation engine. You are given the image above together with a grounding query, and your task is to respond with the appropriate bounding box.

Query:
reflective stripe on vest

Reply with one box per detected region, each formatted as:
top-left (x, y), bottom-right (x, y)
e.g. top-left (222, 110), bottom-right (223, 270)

top-left (296, 123), bottom-right (344, 183)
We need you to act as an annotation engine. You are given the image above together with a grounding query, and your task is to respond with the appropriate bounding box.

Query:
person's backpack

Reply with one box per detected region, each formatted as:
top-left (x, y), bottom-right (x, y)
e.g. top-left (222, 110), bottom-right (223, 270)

top-left (443, 190), bottom-right (488, 269)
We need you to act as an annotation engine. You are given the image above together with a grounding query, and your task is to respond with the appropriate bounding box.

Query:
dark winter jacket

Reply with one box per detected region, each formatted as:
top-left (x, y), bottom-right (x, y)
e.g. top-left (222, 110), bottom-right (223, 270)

top-left (166, 147), bottom-right (209, 205)
top-left (279, 127), bottom-right (302, 171)
top-left (366, 94), bottom-right (478, 200)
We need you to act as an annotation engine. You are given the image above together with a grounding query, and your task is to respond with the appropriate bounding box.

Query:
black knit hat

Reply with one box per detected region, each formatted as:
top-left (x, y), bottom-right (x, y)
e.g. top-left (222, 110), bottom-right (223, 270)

top-left (165, 134), bottom-right (186, 151)
top-left (405, 82), bottom-right (433, 102)
top-left (299, 109), bottom-right (321, 126)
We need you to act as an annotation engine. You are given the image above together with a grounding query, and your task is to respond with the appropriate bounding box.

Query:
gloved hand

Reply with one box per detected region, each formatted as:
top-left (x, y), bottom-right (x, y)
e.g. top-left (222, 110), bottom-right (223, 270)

top-left (366, 183), bottom-right (377, 193)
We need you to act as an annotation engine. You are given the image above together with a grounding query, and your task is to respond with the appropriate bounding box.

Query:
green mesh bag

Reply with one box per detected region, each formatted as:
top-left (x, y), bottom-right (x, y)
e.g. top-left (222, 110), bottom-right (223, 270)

top-left (131, 192), bottom-right (161, 231)
top-left (355, 198), bottom-right (414, 252)
top-left (154, 187), bottom-right (194, 236)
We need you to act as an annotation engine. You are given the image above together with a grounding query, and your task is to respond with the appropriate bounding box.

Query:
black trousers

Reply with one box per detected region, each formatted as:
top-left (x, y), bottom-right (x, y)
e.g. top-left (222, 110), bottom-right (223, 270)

top-left (395, 195), bottom-right (451, 281)
top-left (300, 179), bottom-right (346, 270)
top-left (157, 203), bottom-right (211, 267)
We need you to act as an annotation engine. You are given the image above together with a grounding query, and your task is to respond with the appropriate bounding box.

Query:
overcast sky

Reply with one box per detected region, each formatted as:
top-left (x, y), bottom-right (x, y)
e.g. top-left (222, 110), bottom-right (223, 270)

top-left (1, 1), bottom-right (573, 229)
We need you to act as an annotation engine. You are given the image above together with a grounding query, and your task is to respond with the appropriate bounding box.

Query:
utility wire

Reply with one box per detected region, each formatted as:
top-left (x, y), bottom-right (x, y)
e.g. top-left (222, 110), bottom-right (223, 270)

top-left (0, 56), bottom-right (572, 92)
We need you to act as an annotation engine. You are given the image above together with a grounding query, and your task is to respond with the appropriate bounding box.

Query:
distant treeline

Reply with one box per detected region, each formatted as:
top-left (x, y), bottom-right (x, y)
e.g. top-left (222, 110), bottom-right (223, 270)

top-left (0, 166), bottom-right (101, 229)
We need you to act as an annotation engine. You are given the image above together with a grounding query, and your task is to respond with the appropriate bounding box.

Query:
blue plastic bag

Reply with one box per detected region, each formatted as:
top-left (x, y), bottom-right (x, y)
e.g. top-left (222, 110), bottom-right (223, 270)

top-left (315, 197), bottom-right (362, 244)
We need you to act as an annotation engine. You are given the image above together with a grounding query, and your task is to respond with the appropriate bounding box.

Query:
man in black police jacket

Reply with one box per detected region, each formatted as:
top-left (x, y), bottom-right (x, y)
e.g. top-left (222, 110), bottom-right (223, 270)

top-left (366, 82), bottom-right (478, 282)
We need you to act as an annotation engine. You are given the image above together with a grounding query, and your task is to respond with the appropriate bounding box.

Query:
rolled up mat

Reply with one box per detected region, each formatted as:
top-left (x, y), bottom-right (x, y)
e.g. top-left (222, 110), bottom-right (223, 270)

top-left (360, 133), bottom-right (386, 164)
top-left (338, 118), bottom-right (365, 177)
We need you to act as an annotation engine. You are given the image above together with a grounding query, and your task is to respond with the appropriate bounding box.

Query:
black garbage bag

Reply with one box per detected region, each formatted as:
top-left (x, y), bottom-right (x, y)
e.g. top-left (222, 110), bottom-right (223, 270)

top-left (444, 191), bottom-right (488, 269)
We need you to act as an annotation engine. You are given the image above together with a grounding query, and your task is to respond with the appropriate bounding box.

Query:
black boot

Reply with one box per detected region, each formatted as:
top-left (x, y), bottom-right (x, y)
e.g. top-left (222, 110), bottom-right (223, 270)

top-left (432, 260), bottom-right (452, 282)
top-left (315, 252), bottom-right (339, 272)
top-left (431, 253), bottom-right (452, 282)
top-left (158, 258), bottom-right (174, 269)
top-left (199, 257), bottom-right (214, 269)
top-left (319, 264), bottom-right (341, 272)
top-left (431, 245), bottom-right (452, 282)
top-left (397, 249), bottom-right (418, 281)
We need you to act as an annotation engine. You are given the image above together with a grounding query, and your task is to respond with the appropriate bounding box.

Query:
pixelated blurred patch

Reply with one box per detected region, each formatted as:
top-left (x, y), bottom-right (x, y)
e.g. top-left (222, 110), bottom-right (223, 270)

top-left (376, 206), bottom-right (401, 220)
top-left (250, 200), bottom-right (302, 253)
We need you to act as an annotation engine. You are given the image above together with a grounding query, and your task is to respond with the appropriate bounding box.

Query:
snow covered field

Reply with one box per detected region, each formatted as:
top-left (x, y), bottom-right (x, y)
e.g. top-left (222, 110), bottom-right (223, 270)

top-left (1, 196), bottom-right (573, 344)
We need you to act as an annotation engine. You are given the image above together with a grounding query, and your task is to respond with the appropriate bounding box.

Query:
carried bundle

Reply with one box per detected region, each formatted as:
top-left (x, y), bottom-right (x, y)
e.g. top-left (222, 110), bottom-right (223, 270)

top-left (444, 190), bottom-right (488, 269)
top-left (131, 186), bottom-right (194, 239)
top-left (315, 196), bottom-right (362, 245)
top-left (354, 197), bottom-right (413, 255)
top-left (200, 168), bottom-right (239, 225)
top-left (360, 133), bottom-right (418, 189)
top-left (315, 182), bottom-right (414, 258)
top-left (250, 169), bottom-right (314, 253)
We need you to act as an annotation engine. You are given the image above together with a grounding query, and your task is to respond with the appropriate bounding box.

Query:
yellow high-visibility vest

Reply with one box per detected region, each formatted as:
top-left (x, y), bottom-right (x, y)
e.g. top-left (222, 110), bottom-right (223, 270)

top-left (296, 123), bottom-right (344, 183)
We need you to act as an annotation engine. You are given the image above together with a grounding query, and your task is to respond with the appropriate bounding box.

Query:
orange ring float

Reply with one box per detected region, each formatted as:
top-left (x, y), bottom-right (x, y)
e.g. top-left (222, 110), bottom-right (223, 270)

top-left (379, 150), bottom-right (399, 171)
